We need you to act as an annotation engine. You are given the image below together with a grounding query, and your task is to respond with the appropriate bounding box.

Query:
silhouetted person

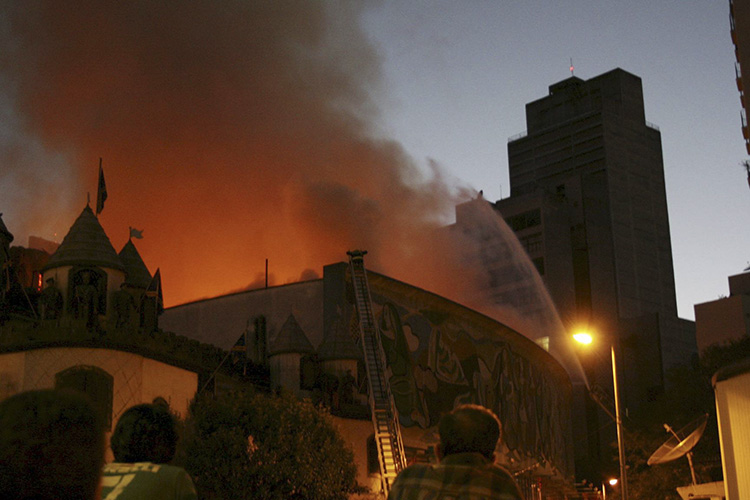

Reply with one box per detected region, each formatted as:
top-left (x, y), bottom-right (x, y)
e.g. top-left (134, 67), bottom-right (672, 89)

top-left (0, 389), bottom-right (105, 500)
top-left (39, 277), bottom-right (63, 320)
top-left (388, 404), bottom-right (523, 500)
top-left (102, 403), bottom-right (197, 499)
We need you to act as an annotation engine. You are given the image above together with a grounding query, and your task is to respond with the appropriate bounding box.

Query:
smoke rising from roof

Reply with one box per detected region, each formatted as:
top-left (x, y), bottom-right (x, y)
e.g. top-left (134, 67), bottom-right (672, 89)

top-left (0, 1), bottom-right (473, 305)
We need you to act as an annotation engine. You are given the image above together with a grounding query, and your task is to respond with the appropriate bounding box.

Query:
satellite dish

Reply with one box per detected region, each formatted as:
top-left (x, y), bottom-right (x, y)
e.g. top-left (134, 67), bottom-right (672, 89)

top-left (648, 414), bottom-right (708, 486)
top-left (647, 414), bottom-right (708, 466)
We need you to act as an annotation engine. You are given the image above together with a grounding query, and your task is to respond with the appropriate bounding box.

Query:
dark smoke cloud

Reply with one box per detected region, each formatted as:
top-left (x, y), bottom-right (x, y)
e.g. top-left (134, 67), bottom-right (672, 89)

top-left (0, 0), bottom-right (472, 306)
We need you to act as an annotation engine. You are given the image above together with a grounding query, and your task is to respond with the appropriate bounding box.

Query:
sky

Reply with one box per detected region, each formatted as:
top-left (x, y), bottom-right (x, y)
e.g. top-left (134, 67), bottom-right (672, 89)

top-left (0, 1), bottom-right (747, 322)
top-left (360, 1), bottom-right (749, 320)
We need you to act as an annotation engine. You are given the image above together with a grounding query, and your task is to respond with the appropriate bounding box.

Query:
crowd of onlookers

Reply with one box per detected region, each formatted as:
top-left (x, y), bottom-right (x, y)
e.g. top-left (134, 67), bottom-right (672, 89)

top-left (0, 389), bottom-right (523, 500)
top-left (0, 390), bottom-right (197, 499)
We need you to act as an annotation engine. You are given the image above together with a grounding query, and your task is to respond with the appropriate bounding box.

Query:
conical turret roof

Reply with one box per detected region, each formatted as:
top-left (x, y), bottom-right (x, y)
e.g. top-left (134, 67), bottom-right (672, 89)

top-left (0, 213), bottom-right (14, 243)
top-left (43, 205), bottom-right (124, 271)
top-left (318, 317), bottom-right (362, 361)
top-left (269, 314), bottom-right (314, 355)
top-left (119, 240), bottom-right (152, 288)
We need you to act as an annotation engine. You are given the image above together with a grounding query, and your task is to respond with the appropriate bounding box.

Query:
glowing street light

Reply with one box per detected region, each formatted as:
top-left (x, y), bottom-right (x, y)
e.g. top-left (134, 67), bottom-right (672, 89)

top-left (573, 331), bottom-right (629, 500)
top-left (602, 478), bottom-right (618, 500)
top-left (573, 332), bottom-right (593, 345)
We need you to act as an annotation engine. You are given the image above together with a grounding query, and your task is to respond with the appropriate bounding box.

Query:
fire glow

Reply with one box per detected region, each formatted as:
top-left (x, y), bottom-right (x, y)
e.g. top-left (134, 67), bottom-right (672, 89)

top-left (1, 2), bottom-right (471, 306)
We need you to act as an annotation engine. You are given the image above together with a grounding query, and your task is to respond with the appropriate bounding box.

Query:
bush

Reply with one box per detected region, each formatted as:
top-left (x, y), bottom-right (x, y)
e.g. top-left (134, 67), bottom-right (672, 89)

top-left (181, 389), bottom-right (358, 500)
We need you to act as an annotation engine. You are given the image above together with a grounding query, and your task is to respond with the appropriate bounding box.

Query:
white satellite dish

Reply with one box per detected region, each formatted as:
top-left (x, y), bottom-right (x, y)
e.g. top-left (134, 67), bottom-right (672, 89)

top-left (647, 413), bottom-right (708, 485)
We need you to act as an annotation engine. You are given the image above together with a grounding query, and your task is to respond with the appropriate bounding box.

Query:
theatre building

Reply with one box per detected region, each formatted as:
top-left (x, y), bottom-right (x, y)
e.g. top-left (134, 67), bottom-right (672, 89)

top-left (161, 257), bottom-right (582, 496)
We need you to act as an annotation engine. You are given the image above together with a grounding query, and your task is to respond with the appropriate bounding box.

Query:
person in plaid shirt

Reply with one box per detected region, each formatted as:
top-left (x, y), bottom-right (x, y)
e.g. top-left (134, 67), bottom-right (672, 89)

top-left (388, 404), bottom-right (523, 500)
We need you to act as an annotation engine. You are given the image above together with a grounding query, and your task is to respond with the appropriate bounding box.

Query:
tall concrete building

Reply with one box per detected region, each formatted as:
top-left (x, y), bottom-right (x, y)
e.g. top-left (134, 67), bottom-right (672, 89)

top-left (730, 0), bottom-right (750, 156)
top-left (495, 68), bottom-right (696, 479)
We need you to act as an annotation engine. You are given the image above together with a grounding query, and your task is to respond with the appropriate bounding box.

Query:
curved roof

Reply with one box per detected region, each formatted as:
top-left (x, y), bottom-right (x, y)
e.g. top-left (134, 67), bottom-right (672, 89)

top-left (43, 205), bottom-right (124, 272)
top-left (119, 240), bottom-right (152, 288)
top-left (318, 317), bottom-right (361, 361)
top-left (269, 314), bottom-right (314, 355)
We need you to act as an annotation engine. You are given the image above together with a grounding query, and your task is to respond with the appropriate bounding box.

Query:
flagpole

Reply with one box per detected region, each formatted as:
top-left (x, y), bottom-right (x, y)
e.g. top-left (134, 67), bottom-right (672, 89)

top-left (96, 158), bottom-right (107, 217)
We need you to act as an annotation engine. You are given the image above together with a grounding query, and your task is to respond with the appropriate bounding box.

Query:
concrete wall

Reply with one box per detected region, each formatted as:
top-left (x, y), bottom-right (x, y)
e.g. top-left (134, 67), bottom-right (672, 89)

top-left (141, 357), bottom-right (197, 418)
top-left (161, 280), bottom-right (324, 351)
top-left (0, 347), bottom-right (197, 426)
top-left (333, 416), bottom-right (381, 493)
top-left (0, 351), bottom-right (25, 401)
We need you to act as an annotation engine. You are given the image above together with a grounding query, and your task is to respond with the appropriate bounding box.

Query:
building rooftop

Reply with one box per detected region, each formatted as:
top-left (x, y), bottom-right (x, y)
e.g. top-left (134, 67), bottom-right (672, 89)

top-left (43, 205), bottom-right (124, 272)
top-left (269, 314), bottom-right (314, 355)
top-left (119, 240), bottom-right (152, 288)
top-left (0, 213), bottom-right (14, 243)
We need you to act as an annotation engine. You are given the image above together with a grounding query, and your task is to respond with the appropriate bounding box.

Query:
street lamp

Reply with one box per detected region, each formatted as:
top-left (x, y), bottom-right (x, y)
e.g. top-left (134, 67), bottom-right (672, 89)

top-left (602, 478), bottom-right (618, 500)
top-left (573, 331), bottom-right (629, 500)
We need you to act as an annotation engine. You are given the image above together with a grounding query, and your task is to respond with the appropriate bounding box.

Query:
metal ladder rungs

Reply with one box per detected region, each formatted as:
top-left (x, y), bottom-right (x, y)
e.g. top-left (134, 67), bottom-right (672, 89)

top-left (348, 251), bottom-right (406, 496)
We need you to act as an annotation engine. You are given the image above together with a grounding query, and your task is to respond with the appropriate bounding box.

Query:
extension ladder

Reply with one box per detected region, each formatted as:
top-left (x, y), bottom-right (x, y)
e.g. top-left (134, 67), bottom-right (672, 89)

top-left (347, 250), bottom-right (407, 495)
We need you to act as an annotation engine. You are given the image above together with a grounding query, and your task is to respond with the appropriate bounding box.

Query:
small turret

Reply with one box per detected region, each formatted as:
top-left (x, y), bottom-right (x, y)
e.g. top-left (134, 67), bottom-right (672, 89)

top-left (41, 205), bottom-right (125, 328)
top-left (268, 314), bottom-right (314, 395)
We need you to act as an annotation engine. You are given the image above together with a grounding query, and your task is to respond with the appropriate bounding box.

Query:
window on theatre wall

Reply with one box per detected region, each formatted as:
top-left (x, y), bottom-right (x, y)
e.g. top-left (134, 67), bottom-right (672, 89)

top-left (55, 365), bottom-right (114, 429)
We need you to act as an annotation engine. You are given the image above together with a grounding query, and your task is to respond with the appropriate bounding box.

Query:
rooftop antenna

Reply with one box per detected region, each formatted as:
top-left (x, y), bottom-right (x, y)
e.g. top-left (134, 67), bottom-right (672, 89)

top-left (570, 57), bottom-right (575, 76)
top-left (647, 413), bottom-right (708, 485)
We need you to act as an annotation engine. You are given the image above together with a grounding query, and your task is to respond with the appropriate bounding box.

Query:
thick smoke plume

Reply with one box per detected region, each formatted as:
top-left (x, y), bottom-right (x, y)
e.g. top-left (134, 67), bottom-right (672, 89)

top-left (0, 1), bottom-right (472, 306)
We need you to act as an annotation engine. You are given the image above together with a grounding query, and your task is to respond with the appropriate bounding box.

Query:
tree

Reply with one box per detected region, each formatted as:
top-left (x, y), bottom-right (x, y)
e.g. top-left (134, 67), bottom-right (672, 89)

top-left (620, 337), bottom-right (750, 498)
top-left (179, 388), bottom-right (358, 500)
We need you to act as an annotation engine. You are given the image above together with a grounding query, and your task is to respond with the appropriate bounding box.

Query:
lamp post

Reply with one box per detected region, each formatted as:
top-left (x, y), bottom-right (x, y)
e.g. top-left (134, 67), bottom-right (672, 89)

top-left (573, 333), bottom-right (629, 500)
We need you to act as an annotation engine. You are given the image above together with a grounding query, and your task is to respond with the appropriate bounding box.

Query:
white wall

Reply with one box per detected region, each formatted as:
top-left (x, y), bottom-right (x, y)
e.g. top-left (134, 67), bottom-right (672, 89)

top-left (715, 369), bottom-right (750, 500)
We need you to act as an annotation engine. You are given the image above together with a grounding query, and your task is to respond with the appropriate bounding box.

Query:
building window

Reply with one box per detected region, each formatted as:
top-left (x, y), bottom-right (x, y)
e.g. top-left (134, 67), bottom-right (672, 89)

top-left (67, 267), bottom-right (107, 318)
top-left (520, 233), bottom-right (543, 255)
top-left (55, 365), bottom-right (113, 429)
top-left (505, 209), bottom-right (541, 232)
top-left (535, 336), bottom-right (550, 352)
top-left (33, 272), bottom-right (43, 292)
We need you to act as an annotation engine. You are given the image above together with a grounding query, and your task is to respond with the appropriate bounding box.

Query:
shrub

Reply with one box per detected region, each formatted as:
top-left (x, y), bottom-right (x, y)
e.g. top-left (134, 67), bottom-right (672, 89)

top-left (181, 389), bottom-right (358, 500)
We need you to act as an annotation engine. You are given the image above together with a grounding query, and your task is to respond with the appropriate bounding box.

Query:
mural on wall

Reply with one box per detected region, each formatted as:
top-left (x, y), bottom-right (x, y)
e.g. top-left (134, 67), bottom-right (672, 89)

top-left (373, 297), bottom-right (571, 473)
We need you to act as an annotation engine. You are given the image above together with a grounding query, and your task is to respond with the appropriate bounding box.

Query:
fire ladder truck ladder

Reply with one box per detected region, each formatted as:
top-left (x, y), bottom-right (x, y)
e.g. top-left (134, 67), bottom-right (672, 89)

top-left (347, 250), bottom-right (407, 495)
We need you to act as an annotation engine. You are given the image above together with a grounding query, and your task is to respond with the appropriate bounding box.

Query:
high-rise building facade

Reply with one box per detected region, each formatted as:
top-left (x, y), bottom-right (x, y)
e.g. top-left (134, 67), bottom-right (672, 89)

top-left (495, 68), bottom-right (696, 479)
top-left (730, 0), bottom-right (750, 155)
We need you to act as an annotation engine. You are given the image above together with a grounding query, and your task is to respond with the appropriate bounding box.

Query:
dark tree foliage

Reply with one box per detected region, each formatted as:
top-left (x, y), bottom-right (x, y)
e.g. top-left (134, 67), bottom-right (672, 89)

top-left (618, 337), bottom-right (750, 499)
top-left (179, 389), bottom-right (358, 500)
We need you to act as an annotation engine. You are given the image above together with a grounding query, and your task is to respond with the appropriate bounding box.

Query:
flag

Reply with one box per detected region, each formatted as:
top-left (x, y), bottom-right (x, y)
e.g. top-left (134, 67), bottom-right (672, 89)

top-left (129, 227), bottom-right (144, 239)
top-left (96, 159), bottom-right (107, 215)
